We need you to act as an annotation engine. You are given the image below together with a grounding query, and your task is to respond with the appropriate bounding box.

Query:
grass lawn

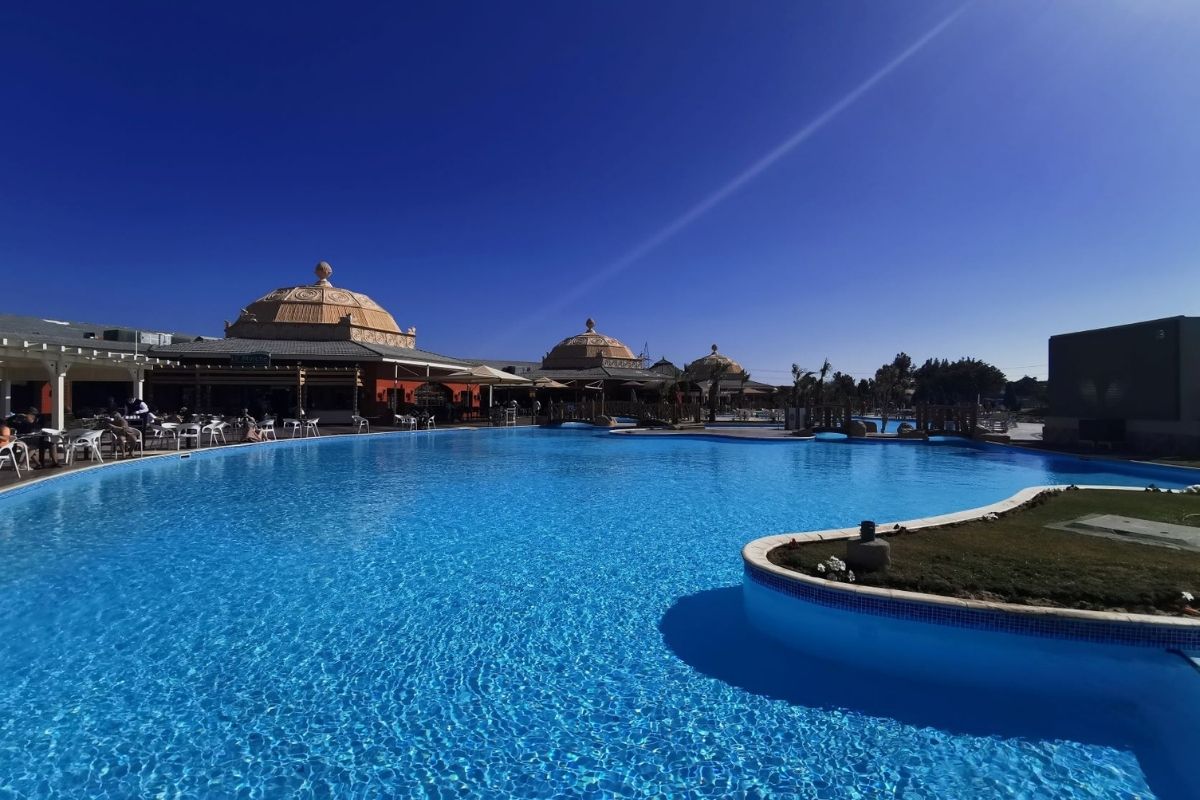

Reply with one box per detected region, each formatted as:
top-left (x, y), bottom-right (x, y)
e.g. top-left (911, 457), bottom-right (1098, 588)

top-left (767, 489), bottom-right (1200, 616)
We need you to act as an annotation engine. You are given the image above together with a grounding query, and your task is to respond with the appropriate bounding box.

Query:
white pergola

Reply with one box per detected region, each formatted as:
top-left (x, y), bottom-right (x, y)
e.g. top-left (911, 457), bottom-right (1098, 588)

top-left (0, 337), bottom-right (176, 428)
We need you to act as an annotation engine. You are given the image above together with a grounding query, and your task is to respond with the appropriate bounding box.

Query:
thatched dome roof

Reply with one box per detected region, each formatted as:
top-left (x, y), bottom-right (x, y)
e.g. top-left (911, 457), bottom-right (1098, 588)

top-left (225, 262), bottom-right (415, 347)
top-left (686, 344), bottom-right (746, 380)
top-left (542, 318), bottom-right (640, 370)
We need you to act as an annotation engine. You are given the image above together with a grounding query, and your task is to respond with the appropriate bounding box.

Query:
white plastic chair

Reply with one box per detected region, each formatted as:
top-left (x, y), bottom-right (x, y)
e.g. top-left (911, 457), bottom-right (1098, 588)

top-left (148, 423), bottom-right (178, 450)
top-left (37, 428), bottom-right (69, 463)
top-left (258, 418), bottom-right (277, 440)
top-left (424, 414), bottom-right (436, 430)
top-left (351, 415), bottom-right (369, 433)
top-left (283, 418), bottom-right (302, 438)
top-left (66, 429), bottom-right (105, 464)
top-left (202, 421), bottom-right (228, 446)
top-left (0, 441), bottom-right (28, 478)
top-left (394, 414), bottom-right (416, 431)
top-left (302, 417), bottom-right (320, 437)
top-left (176, 423), bottom-right (202, 449)
top-left (110, 428), bottom-right (144, 459)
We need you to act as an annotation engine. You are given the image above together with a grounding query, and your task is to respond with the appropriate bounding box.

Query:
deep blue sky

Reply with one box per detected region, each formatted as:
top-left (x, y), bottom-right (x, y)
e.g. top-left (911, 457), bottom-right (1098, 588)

top-left (3, 2), bottom-right (1198, 382)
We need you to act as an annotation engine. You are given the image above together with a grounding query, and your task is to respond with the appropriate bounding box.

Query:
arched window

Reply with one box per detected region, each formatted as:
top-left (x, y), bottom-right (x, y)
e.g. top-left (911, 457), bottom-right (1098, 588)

top-left (413, 382), bottom-right (451, 407)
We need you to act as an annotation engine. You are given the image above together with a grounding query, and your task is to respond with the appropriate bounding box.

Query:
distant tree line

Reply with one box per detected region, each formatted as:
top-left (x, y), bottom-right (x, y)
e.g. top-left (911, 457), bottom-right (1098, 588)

top-left (789, 353), bottom-right (1041, 421)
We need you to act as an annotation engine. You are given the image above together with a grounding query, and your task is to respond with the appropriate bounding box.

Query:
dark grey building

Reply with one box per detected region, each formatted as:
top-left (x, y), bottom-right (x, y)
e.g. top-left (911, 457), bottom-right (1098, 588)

top-left (1045, 316), bottom-right (1200, 454)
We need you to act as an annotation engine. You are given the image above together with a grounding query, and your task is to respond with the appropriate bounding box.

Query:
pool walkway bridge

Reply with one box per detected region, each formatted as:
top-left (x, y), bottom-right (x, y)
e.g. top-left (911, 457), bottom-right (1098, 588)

top-left (545, 400), bottom-right (705, 426)
top-left (801, 402), bottom-right (983, 437)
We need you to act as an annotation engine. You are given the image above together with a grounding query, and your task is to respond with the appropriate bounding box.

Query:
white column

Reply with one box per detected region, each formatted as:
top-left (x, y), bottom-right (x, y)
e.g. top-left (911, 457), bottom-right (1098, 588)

top-left (127, 365), bottom-right (145, 400)
top-left (42, 359), bottom-right (70, 429)
top-left (0, 370), bottom-right (10, 417)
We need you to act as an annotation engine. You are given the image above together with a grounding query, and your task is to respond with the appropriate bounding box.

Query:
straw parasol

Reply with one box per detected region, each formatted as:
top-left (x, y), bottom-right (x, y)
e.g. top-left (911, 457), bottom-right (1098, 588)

top-left (441, 364), bottom-right (530, 408)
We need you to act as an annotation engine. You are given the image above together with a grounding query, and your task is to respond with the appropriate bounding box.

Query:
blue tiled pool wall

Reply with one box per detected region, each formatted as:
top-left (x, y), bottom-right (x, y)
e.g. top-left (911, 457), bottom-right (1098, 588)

top-left (742, 568), bottom-right (1200, 799)
top-left (744, 562), bottom-right (1200, 651)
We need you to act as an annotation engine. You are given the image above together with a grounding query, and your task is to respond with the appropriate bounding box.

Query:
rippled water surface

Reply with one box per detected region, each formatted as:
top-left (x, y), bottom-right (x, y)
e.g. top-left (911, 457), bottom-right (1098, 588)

top-left (0, 430), bottom-right (1194, 798)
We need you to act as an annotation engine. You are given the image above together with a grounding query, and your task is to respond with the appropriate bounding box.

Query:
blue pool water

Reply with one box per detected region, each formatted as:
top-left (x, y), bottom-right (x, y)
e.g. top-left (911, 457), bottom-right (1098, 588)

top-left (0, 430), bottom-right (1197, 798)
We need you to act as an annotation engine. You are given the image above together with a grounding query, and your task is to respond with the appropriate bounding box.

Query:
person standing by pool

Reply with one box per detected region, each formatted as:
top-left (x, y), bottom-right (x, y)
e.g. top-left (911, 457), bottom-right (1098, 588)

top-left (126, 398), bottom-right (152, 431)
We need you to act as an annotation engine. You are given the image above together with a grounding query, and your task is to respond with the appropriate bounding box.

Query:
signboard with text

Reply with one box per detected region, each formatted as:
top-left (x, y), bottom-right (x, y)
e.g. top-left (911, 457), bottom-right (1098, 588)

top-left (231, 352), bottom-right (271, 367)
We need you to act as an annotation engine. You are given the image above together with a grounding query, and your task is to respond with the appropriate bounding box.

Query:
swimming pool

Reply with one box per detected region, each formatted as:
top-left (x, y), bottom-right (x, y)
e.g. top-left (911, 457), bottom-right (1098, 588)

top-left (1, 430), bottom-right (1196, 798)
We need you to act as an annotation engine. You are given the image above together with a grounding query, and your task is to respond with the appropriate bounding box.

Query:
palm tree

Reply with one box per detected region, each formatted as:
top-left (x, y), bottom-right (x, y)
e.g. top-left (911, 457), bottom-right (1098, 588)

top-left (791, 364), bottom-right (815, 430)
top-left (655, 363), bottom-right (687, 423)
top-left (814, 358), bottom-right (832, 406)
top-left (703, 361), bottom-right (731, 423)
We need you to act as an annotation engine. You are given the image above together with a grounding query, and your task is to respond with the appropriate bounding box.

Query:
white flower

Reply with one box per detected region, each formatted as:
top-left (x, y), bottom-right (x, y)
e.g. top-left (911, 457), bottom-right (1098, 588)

top-left (1183, 591), bottom-right (1194, 603)
top-left (816, 563), bottom-right (826, 573)
top-left (847, 571), bottom-right (856, 583)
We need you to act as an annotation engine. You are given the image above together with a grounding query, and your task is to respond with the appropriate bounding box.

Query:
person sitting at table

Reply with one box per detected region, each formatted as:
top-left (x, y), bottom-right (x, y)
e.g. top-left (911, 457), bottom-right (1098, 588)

top-left (243, 420), bottom-right (267, 443)
top-left (0, 419), bottom-right (33, 467)
top-left (107, 413), bottom-right (140, 457)
top-left (13, 409), bottom-right (61, 468)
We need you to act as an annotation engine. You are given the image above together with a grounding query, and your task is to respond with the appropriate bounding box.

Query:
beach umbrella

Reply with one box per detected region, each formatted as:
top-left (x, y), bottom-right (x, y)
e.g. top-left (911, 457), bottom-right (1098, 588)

top-left (531, 377), bottom-right (570, 390)
top-left (441, 364), bottom-right (530, 408)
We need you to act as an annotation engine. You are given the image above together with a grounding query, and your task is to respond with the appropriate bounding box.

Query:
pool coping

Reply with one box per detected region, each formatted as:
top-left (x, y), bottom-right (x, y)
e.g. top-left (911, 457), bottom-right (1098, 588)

top-left (743, 484), bottom-right (1200, 634)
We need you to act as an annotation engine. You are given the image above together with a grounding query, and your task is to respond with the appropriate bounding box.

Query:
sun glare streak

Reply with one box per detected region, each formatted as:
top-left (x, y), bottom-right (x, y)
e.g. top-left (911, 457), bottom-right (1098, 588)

top-left (509, 3), bottom-right (973, 339)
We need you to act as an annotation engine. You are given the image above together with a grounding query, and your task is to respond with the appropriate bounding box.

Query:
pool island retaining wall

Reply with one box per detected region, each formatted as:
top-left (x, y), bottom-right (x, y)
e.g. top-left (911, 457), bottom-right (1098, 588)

top-left (742, 485), bottom-right (1200, 665)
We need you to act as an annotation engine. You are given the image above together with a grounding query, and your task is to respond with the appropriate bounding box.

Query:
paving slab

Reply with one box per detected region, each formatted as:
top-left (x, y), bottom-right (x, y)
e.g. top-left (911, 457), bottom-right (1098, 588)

top-left (1047, 513), bottom-right (1200, 552)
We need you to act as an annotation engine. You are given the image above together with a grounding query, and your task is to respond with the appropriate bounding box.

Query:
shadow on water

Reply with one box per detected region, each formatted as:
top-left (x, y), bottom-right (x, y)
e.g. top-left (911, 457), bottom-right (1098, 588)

top-left (659, 587), bottom-right (1190, 800)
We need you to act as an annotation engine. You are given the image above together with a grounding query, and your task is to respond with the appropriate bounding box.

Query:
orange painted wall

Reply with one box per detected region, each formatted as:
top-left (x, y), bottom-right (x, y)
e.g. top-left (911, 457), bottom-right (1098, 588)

top-left (370, 378), bottom-right (481, 408)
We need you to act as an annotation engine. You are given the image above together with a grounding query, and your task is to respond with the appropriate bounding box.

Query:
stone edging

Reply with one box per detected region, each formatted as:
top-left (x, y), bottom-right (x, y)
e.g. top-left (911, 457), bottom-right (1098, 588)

top-left (742, 485), bottom-right (1200, 648)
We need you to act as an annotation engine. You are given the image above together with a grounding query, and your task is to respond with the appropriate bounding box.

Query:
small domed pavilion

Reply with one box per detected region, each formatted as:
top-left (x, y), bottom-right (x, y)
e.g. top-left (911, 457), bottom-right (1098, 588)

top-left (531, 317), bottom-right (665, 401)
top-left (685, 344), bottom-right (747, 381)
top-left (541, 318), bottom-right (643, 371)
top-left (685, 344), bottom-right (760, 421)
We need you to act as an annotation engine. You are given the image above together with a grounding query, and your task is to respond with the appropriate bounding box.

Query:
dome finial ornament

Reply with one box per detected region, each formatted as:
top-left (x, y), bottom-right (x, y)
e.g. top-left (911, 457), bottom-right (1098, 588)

top-left (314, 261), bottom-right (333, 286)
top-left (711, 344), bottom-right (718, 353)
top-left (585, 317), bottom-right (596, 332)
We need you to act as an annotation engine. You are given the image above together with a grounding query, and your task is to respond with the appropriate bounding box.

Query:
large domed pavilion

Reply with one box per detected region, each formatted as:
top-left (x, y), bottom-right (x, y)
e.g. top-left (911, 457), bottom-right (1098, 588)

top-left (147, 262), bottom-right (475, 423)
top-left (225, 262), bottom-right (417, 348)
